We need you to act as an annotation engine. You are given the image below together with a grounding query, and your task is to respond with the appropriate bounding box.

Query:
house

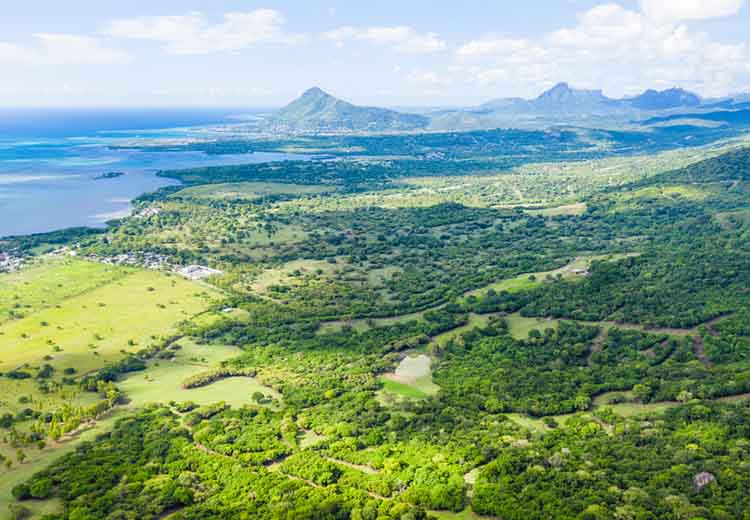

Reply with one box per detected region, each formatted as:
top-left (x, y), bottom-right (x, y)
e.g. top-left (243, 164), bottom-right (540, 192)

top-left (693, 472), bottom-right (716, 490)
top-left (176, 265), bottom-right (223, 281)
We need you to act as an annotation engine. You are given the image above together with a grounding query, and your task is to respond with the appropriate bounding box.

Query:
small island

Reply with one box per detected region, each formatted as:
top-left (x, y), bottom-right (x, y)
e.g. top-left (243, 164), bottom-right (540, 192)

top-left (94, 171), bottom-right (125, 180)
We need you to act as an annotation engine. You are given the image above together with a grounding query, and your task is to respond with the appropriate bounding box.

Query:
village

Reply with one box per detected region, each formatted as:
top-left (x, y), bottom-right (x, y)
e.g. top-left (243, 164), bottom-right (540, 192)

top-left (0, 250), bottom-right (24, 273)
top-left (45, 245), bottom-right (223, 281)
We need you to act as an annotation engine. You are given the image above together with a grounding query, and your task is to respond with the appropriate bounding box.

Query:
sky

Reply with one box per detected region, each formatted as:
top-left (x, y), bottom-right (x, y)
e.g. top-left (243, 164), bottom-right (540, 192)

top-left (1, 0), bottom-right (749, 108)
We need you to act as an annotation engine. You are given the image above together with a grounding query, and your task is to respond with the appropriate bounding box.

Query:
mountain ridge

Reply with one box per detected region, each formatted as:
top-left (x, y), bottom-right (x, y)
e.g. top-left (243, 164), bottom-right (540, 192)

top-left (480, 83), bottom-right (703, 115)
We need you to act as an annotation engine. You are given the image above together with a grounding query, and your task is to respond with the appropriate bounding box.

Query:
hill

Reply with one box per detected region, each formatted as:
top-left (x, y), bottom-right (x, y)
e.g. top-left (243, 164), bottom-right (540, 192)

top-left (269, 87), bottom-right (429, 132)
top-left (629, 88), bottom-right (701, 110)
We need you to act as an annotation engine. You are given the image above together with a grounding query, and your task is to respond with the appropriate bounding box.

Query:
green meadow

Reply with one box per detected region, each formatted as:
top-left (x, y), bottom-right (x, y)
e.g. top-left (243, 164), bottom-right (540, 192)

top-left (0, 267), bottom-right (217, 376)
top-left (119, 339), bottom-right (280, 409)
top-left (0, 258), bottom-right (130, 323)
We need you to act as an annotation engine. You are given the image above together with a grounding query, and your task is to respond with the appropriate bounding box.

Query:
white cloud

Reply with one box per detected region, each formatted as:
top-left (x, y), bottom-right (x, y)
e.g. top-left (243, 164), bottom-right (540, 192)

top-left (104, 9), bottom-right (302, 55)
top-left (639, 0), bottom-right (744, 22)
top-left (406, 69), bottom-right (453, 87)
top-left (453, 3), bottom-right (750, 97)
top-left (323, 25), bottom-right (446, 54)
top-left (0, 33), bottom-right (131, 65)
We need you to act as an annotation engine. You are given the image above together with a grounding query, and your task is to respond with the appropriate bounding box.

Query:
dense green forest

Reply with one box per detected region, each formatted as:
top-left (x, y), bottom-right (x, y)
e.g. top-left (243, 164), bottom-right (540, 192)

top-left (4, 136), bottom-right (750, 519)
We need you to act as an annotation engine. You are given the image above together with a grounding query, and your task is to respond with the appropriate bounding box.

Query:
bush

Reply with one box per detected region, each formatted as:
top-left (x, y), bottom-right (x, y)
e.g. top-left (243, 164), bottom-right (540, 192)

top-left (11, 483), bottom-right (31, 500)
top-left (29, 478), bottom-right (53, 499)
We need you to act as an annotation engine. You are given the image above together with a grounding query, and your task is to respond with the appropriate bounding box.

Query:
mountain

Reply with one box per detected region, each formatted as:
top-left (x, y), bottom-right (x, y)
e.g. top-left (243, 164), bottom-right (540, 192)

top-left (628, 88), bottom-right (701, 110)
top-left (532, 82), bottom-right (616, 113)
top-left (480, 83), bottom-right (622, 116)
top-left (479, 84), bottom-right (704, 118)
top-left (270, 87), bottom-right (429, 132)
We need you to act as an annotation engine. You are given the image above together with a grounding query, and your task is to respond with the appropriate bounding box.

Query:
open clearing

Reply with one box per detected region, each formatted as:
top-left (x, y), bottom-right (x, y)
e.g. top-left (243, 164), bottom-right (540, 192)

top-left (119, 340), bottom-right (281, 408)
top-left (526, 203), bottom-right (587, 216)
top-left (431, 314), bottom-right (494, 347)
top-left (173, 181), bottom-right (334, 201)
top-left (0, 268), bottom-right (217, 375)
top-left (506, 314), bottom-right (560, 339)
top-left (462, 254), bottom-right (638, 302)
top-left (250, 259), bottom-right (342, 295)
top-left (0, 258), bottom-right (130, 323)
top-left (380, 354), bottom-right (439, 400)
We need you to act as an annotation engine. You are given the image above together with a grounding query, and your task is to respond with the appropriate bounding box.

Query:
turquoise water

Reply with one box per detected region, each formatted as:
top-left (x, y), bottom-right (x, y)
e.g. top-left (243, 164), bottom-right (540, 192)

top-left (0, 113), bottom-right (298, 238)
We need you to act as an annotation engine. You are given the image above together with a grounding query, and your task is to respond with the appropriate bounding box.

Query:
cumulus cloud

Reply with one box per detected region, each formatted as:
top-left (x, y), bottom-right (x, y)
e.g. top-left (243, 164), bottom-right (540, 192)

top-left (103, 9), bottom-right (302, 55)
top-left (639, 0), bottom-right (744, 22)
top-left (0, 33), bottom-right (131, 65)
top-left (454, 3), bottom-right (750, 97)
top-left (323, 25), bottom-right (446, 54)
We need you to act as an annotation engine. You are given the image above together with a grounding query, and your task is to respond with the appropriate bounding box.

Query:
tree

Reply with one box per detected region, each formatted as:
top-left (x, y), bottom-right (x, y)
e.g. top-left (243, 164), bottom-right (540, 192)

top-left (574, 394), bottom-right (592, 411)
top-left (632, 384), bottom-right (652, 403)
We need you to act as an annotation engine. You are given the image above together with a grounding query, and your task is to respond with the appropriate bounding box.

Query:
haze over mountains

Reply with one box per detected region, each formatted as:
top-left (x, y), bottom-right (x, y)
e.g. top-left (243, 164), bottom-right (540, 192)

top-left (266, 84), bottom-right (750, 133)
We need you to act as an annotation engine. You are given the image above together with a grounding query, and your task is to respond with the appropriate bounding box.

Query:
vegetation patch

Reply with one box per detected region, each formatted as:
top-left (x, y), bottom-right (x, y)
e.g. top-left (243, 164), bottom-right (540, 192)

top-left (173, 181), bottom-right (334, 201)
top-left (118, 340), bottom-right (281, 409)
top-left (181, 367), bottom-right (257, 389)
top-left (506, 314), bottom-right (559, 340)
top-left (380, 354), bottom-right (439, 401)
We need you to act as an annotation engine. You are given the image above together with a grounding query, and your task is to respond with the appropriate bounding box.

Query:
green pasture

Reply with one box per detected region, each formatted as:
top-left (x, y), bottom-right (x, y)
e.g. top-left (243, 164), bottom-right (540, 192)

top-left (119, 340), bottom-right (281, 409)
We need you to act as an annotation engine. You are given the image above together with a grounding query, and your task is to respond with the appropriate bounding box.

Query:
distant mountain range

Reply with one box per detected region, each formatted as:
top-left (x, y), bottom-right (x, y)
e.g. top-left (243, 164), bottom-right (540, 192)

top-left (479, 83), bottom-right (704, 115)
top-left (269, 87), bottom-right (429, 132)
top-left (263, 84), bottom-right (750, 134)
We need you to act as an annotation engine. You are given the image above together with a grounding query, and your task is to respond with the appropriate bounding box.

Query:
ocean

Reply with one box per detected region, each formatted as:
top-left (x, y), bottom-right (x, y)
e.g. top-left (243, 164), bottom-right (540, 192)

top-left (0, 108), bottom-right (298, 239)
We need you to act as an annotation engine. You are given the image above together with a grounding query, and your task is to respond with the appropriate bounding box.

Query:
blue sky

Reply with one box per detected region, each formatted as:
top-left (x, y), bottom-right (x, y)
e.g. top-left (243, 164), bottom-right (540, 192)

top-left (1, 0), bottom-right (749, 107)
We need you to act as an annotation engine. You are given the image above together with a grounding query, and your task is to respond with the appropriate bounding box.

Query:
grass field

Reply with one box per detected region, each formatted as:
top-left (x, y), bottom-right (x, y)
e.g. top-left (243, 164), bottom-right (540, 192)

top-left (317, 309), bottom-right (428, 335)
top-left (463, 254), bottom-right (638, 303)
top-left (506, 314), bottom-right (560, 339)
top-left (250, 259), bottom-right (341, 295)
top-left (0, 260), bottom-right (221, 517)
top-left (431, 313), bottom-right (494, 347)
top-left (613, 185), bottom-right (711, 212)
top-left (380, 354), bottom-right (439, 401)
top-left (119, 340), bottom-right (281, 409)
top-left (0, 269), bottom-right (217, 377)
top-left (173, 181), bottom-right (334, 201)
top-left (527, 203), bottom-right (587, 216)
top-left (0, 258), bottom-right (130, 324)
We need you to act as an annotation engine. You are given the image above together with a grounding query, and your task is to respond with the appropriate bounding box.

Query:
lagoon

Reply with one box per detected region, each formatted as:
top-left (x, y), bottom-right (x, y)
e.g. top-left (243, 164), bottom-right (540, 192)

top-left (0, 110), bottom-right (299, 238)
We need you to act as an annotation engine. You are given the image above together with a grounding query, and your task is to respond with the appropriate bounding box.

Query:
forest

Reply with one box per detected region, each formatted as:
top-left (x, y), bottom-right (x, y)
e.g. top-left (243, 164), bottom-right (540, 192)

top-left (3, 134), bottom-right (750, 520)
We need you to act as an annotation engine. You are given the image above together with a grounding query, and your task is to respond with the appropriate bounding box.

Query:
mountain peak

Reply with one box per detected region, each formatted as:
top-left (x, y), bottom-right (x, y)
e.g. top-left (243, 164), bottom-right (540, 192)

top-left (630, 87), bottom-right (701, 110)
top-left (300, 87), bottom-right (331, 99)
top-left (533, 82), bottom-right (610, 112)
top-left (549, 82), bottom-right (571, 92)
top-left (271, 88), bottom-right (429, 132)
